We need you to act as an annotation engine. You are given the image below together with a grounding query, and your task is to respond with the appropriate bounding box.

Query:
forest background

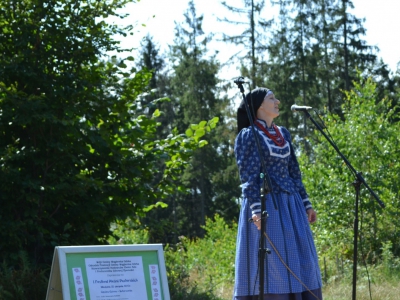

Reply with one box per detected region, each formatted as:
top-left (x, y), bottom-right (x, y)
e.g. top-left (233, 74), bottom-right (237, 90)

top-left (0, 0), bottom-right (399, 299)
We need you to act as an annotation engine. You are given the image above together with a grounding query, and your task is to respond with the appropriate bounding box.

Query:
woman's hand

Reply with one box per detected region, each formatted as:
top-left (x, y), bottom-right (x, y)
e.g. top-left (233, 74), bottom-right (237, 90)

top-left (252, 213), bottom-right (262, 230)
top-left (307, 208), bottom-right (317, 224)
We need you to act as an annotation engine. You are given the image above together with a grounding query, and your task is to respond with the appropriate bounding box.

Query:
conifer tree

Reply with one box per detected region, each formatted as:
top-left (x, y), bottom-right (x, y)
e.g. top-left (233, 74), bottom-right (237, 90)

top-left (167, 0), bottom-right (239, 238)
top-left (219, 0), bottom-right (272, 87)
top-left (259, 1), bottom-right (298, 130)
top-left (264, 0), bottom-right (379, 146)
top-left (127, 1), bottom-right (239, 243)
top-left (136, 35), bottom-right (175, 135)
top-left (323, 0), bottom-right (377, 108)
top-left (137, 35), bottom-right (165, 91)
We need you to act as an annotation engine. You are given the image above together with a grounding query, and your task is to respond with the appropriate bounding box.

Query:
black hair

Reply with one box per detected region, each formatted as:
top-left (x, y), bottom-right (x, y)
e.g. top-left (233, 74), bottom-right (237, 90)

top-left (236, 87), bottom-right (270, 133)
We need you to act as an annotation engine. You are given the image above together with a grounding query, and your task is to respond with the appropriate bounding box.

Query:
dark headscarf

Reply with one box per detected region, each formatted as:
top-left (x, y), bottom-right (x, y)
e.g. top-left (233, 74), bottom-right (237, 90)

top-left (237, 87), bottom-right (270, 133)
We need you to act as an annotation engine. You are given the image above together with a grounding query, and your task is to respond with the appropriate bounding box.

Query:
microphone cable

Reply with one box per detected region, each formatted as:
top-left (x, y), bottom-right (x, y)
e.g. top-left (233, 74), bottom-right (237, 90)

top-left (359, 195), bottom-right (373, 300)
top-left (262, 231), bottom-right (322, 300)
top-left (248, 217), bottom-right (321, 300)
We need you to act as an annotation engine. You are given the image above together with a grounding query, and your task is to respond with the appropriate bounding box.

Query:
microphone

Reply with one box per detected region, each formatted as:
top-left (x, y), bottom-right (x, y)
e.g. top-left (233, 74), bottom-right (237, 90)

top-left (291, 104), bottom-right (313, 112)
top-left (233, 77), bottom-right (249, 84)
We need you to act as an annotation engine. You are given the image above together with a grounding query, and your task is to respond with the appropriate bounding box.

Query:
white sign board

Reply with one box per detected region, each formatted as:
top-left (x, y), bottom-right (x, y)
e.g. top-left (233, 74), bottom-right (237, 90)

top-left (46, 244), bottom-right (170, 300)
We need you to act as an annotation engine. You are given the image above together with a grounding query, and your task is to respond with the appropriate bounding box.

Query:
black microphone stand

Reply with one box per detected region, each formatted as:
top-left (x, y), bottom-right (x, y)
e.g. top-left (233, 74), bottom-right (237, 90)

top-left (234, 77), bottom-right (278, 300)
top-left (299, 109), bottom-right (385, 300)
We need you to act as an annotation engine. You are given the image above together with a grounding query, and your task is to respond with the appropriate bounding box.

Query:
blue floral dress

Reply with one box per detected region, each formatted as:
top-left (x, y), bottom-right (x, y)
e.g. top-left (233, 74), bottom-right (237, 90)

top-left (233, 120), bottom-right (323, 300)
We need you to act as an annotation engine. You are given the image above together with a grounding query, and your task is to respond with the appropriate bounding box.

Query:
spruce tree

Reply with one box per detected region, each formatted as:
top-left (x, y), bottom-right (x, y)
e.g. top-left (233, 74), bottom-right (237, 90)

top-left (326, 0), bottom-right (377, 108)
top-left (167, 0), bottom-right (239, 238)
top-left (264, 0), bottom-right (379, 148)
top-left (136, 35), bottom-right (175, 135)
top-left (219, 0), bottom-right (273, 87)
top-left (260, 1), bottom-right (299, 130)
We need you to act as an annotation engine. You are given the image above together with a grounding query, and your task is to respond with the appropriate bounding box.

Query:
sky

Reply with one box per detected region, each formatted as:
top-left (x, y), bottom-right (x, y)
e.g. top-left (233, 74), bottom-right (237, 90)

top-left (112, 0), bottom-right (400, 76)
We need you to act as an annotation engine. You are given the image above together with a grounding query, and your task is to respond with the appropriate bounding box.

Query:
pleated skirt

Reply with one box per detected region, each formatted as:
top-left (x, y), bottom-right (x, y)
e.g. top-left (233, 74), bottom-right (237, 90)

top-left (233, 192), bottom-right (323, 300)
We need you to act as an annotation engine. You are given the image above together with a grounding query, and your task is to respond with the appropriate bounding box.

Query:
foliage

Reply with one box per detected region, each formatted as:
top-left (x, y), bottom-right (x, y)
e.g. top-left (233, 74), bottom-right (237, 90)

top-left (108, 217), bottom-right (150, 245)
top-left (165, 242), bottom-right (224, 300)
top-left (0, 0), bottom-right (215, 269)
top-left (112, 214), bottom-right (235, 300)
top-left (300, 75), bottom-right (400, 261)
top-left (0, 252), bottom-right (48, 300)
top-left (262, 0), bottom-right (380, 151)
top-left (137, 34), bottom-right (166, 91)
top-left (167, 215), bottom-right (237, 297)
top-left (379, 240), bottom-right (400, 278)
top-left (134, 0), bottom-right (241, 245)
top-left (321, 242), bottom-right (400, 299)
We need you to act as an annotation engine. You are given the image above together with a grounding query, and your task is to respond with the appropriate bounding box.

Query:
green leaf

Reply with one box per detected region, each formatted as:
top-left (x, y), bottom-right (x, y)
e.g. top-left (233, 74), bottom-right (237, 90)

top-left (208, 117), bottom-right (219, 128)
top-left (190, 124), bottom-right (199, 130)
top-left (185, 128), bottom-right (193, 137)
top-left (152, 109), bottom-right (161, 118)
top-left (198, 140), bottom-right (208, 148)
top-left (199, 120), bottom-right (207, 127)
top-left (142, 201), bottom-right (169, 212)
top-left (97, 119), bottom-right (104, 128)
top-left (194, 128), bottom-right (205, 139)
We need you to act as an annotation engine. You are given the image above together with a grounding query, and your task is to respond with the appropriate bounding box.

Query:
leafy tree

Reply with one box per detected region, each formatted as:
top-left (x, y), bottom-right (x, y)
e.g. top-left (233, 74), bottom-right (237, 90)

top-left (300, 75), bottom-right (400, 261)
top-left (0, 0), bottom-right (214, 270)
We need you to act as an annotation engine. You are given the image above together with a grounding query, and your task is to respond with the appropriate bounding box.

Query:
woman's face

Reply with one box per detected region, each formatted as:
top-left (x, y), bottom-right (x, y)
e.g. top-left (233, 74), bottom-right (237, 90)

top-left (258, 92), bottom-right (280, 119)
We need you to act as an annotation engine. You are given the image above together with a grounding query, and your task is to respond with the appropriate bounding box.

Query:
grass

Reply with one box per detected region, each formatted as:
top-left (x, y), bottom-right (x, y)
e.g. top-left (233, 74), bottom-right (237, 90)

top-left (206, 277), bottom-right (400, 300)
top-left (322, 277), bottom-right (400, 300)
top-left (188, 265), bottom-right (400, 300)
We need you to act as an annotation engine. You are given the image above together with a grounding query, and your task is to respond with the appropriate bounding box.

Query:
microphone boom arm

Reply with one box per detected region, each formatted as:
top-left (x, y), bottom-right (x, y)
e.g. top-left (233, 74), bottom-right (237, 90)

top-left (302, 110), bottom-right (384, 208)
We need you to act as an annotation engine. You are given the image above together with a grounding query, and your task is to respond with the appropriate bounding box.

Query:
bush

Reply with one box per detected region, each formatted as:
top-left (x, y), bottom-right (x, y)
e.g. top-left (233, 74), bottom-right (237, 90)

top-left (110, 214), bottom-right (235, 299)
top-left (164, 214), bottom-right (236, 299)
top-left (0, 252), bottom-right (48, 300)
top-left (108, 217), bottom-right (150, 245)
top-left (165, 243), bottom-right (222, 300)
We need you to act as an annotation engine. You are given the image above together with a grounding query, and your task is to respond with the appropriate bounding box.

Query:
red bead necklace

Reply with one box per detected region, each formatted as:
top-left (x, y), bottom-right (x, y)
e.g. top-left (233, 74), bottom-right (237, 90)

top-left (255, 122), bottom-right (286, 147)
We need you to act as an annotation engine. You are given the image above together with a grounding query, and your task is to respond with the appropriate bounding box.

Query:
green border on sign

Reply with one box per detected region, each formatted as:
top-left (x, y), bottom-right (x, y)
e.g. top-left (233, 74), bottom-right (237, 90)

top-left (66, 250), bottom-right (161, 300)
top-left (45, 245), bottom-right (170, 300)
